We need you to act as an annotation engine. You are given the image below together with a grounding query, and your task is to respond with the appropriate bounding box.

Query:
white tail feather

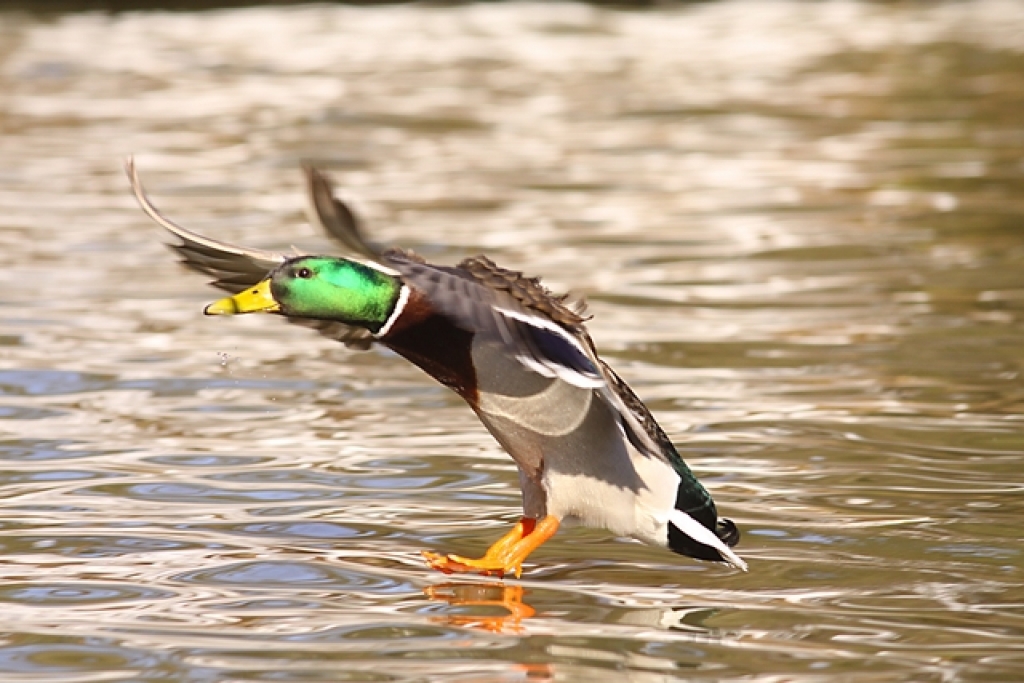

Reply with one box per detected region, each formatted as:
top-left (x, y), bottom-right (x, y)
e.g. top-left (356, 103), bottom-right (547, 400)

top-left (668, 510), bottom-right (748, 572)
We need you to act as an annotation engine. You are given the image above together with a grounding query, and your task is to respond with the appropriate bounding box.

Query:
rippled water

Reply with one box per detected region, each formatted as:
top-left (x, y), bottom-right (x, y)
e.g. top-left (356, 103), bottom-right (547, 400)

top-left (2, 1), bottom-right (1023, 680)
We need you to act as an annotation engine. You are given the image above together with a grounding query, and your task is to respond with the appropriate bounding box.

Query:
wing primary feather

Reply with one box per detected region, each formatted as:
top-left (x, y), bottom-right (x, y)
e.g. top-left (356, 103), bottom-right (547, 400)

top-left (303, 165), bottom-right (379, 259)
top-left (125, 157), bottom-right (285, 293)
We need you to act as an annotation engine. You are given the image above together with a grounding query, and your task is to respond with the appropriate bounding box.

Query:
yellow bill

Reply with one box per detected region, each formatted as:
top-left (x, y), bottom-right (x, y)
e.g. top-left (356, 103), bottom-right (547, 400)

top-left (204, 279), bottom-right (280, 316)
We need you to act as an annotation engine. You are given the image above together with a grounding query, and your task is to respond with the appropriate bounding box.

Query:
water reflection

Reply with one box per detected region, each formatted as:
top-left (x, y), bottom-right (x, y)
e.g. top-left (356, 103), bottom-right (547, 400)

top-left (425, 582), bottom-right (536, 633)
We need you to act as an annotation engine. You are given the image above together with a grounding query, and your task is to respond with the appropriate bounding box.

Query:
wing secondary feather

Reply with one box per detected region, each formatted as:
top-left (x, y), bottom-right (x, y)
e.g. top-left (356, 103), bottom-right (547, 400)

top-left (389, 257), bottom-right (603, 388)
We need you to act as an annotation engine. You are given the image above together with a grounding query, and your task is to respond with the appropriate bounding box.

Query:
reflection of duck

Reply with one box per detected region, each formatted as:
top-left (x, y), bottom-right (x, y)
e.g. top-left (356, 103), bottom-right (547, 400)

top-left (613, 605), bottom-right (722, 633)
top-left (425, 581), bottom-right (721, 637)
top-left (128, 160), bottom-right (746, 578)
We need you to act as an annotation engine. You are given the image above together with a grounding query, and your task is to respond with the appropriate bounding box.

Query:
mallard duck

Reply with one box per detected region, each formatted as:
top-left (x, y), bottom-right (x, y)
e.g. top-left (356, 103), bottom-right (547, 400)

top-left (126, 159), bottom-right (745, 578)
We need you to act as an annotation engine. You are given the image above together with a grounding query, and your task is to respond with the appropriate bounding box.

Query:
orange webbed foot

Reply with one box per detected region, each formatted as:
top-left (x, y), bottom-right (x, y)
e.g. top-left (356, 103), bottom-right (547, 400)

top-left (422, 515), bottom-right (559, 579)
top-left (422, 551), bottom-right (513, 578)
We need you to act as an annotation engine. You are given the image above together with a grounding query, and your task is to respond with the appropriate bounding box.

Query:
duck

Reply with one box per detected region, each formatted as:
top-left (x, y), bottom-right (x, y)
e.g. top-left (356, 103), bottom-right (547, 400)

top-left (126, 158), bottom-right (746, 578)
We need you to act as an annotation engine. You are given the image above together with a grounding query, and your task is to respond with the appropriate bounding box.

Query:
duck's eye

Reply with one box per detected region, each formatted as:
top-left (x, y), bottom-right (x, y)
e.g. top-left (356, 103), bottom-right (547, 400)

top-left (296, 267), bottom-right (313, 279)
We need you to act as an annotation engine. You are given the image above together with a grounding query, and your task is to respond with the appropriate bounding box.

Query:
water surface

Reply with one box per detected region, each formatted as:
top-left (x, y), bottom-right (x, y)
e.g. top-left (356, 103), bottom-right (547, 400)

top-left (1, 2), bottom-right (1023, 680)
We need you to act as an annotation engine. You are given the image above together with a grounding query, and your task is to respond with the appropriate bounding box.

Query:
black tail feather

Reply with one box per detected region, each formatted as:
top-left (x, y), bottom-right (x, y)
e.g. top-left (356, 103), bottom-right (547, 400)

top-left (716, 518), bottom-right (740, 548)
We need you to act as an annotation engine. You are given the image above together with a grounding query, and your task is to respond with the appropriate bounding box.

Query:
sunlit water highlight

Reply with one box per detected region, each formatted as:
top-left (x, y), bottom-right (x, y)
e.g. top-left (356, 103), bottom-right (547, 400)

top-left (1, 1), bottom-right (1023, 680)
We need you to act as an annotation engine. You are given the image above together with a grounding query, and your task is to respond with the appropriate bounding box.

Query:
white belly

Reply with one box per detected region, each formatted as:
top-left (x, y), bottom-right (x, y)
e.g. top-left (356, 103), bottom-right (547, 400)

top-left (544, 438), bottom-right (679, 547)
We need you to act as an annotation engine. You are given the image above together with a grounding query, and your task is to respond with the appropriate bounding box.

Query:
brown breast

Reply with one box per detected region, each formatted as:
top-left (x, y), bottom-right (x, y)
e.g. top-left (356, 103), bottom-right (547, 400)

top-left (379, 288), bottom-right (479, 403)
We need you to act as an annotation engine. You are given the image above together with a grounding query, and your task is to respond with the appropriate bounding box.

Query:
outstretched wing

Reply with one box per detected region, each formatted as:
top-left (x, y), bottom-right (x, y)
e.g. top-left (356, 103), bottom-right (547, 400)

top-left (126, 158), bottom-right (285, 294)
top-left (127, 158), bottom-right (375, 349)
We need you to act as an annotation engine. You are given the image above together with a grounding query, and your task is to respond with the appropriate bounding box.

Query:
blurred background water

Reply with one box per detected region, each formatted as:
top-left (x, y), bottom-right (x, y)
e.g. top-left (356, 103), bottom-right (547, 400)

top-left (1, 1), bottom-right (1023, 680)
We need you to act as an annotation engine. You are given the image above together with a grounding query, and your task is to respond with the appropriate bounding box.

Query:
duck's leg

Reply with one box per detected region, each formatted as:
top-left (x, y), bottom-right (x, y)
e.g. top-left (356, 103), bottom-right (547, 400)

top-left (422, 515), bottom-right (560, 578)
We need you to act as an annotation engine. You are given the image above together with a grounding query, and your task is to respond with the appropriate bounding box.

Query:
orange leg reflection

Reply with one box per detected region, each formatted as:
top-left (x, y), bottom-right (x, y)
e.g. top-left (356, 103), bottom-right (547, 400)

top-left (425, 582), bottom-right (536, 634)
top-left (422, 515), bottom-right (559, 579)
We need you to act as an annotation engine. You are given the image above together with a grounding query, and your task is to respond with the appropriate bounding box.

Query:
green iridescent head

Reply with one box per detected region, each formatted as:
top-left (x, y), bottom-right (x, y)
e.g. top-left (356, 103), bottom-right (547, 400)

top-left (206, 256), bottom-right (402, 334)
